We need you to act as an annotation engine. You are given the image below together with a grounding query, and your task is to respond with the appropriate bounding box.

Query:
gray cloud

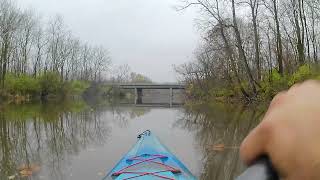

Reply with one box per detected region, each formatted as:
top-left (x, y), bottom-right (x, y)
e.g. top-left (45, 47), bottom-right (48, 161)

top-left (16, 0), bottom-right (199, 82)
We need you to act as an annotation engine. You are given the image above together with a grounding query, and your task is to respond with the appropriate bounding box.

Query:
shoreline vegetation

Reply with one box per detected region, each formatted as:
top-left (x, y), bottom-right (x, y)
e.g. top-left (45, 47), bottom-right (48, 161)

top-left (0, 72), bottom-right (90, 103)
top-left (182, 64), bottom-right (320, 104)
top-left (175, 0), bottom-right (320, 104)
top-left (0, 0), bottom-right (152, 104)
top-left (0, 0), bottom-right (110, 103)
top-left (0, 71), bottom-right (151, 104)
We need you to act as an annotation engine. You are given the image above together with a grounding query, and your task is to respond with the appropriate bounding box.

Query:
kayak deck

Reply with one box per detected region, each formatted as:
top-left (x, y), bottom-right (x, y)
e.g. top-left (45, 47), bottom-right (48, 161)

top-left (104, 130), bottom-right (197, 180)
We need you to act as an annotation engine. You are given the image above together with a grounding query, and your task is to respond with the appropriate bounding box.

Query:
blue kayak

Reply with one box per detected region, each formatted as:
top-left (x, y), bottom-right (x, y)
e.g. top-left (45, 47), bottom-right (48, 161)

top-left (103, 130), bottom-right (197, 180)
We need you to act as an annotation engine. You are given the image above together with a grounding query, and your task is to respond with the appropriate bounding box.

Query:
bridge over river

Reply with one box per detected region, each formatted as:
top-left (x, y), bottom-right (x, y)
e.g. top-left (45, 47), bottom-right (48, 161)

top-left (113, 83), bottom-right (186, 106)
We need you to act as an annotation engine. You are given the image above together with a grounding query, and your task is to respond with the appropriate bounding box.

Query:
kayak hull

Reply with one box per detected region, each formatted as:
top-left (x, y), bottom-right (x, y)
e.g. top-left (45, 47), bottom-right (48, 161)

top-left (104, 130), bottom-right (197, 180)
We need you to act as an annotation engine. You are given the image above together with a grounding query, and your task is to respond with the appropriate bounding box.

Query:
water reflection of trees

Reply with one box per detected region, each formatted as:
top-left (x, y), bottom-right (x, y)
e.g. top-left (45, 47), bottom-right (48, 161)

top-left (0, 101), bottom-right (110, 180)
top-left (176, 103), bottom-right (266, 180)
top-left (84, 97), bottom-right (151, 128)
top-left (110, 105), bottom-right (151, 128)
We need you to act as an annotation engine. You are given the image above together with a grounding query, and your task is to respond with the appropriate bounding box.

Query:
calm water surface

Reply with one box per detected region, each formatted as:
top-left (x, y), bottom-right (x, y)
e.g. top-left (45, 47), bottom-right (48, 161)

top-left (0, 98), bottom-right (265, 180)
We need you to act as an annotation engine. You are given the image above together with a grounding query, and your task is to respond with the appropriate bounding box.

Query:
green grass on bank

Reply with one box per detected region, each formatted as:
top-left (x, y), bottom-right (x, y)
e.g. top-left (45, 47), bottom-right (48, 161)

top-left (1, 72), bottom-right (90, 102)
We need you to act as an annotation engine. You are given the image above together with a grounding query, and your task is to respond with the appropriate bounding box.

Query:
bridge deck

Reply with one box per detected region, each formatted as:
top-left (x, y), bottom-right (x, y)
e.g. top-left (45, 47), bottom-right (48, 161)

top-left (117, 83), bottom-right (185, 89)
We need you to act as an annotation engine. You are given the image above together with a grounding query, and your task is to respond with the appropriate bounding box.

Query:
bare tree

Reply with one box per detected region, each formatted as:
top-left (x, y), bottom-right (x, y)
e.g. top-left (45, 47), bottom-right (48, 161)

top-left (0, 0), bottom-right (113, 91)
top-left (0, 0), bottom-right (21, 86)
top-left (175, 0), bottom-right (320, 100)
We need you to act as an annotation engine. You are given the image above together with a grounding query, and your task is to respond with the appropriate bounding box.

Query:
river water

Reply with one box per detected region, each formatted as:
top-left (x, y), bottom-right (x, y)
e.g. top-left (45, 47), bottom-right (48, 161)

top-left (0, 96), bottom-right (266, 180)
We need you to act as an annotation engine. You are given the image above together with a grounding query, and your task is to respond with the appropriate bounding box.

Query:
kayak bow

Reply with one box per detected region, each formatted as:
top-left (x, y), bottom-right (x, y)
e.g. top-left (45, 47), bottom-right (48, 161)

top-left (104, 130), bottom-right (197, 180)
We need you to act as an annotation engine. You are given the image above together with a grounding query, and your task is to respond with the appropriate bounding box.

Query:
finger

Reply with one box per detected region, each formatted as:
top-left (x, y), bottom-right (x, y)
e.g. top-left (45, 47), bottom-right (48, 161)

top-left (267, 91), bottom-right (287, 114)
top-left (300, 80), bottom-right (320, 91)
top-left (304, 79), bottom-right (320, 85)
top-left (240, 121), bottom-right (273, 165)
top-left (290, 82), bottom-right (302, 89)
top-left (287, 82), bottom-right (302, 95)
top-left (241, 91), bottom-right (287, 164)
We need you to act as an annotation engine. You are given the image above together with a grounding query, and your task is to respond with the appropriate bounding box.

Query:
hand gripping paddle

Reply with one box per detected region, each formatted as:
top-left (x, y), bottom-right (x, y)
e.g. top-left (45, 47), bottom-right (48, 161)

top-left (236, 156), bottom-right (279, 180)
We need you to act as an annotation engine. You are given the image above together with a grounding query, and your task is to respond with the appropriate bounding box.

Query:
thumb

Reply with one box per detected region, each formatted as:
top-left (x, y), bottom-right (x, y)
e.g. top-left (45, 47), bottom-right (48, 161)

top-left (240, 121), bottom-right (273, 165)
top-left (240, 92), bottom-right (287, 165)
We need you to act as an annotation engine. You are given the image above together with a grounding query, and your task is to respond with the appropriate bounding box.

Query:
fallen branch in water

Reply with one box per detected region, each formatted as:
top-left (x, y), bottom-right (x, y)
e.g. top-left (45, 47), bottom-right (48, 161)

top-left (207, 144), bottom-right (240, 152)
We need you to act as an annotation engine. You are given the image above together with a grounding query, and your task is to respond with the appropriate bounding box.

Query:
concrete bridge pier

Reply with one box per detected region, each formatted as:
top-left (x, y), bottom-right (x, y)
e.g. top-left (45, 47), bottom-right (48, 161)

top-left (169, 88), bottom-right (173, 107)
top-left (135, 88), bottom-right (143, 104)
top-left (134, 88), bottom-right (137, 104)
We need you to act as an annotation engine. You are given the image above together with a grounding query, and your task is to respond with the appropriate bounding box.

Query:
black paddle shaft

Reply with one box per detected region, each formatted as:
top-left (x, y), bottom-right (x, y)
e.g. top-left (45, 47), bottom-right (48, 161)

top-left (236, 156), bottom-right (279, 180)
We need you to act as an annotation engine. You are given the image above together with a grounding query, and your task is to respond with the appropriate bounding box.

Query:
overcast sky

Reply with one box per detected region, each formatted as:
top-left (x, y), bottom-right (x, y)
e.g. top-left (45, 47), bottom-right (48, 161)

top-left (16, 0), bottom-right (199, 83)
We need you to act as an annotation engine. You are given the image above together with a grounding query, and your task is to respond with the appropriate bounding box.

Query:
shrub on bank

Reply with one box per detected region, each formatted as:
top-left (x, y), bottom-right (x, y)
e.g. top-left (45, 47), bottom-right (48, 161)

top-left (2, 72), bottom-right (90, 102)
top-left (259, 70), bottom-right (288, 99)
top-left (5, 74), bottom-right (40, 95)
top-left (288, 64), bottom-right (314, 86)
top-left (38, 72), bottom-right (62, 97)
top-left (63, 80), bottom-right (90, 96)
top-left (187, 64), bottom-right (320, 103)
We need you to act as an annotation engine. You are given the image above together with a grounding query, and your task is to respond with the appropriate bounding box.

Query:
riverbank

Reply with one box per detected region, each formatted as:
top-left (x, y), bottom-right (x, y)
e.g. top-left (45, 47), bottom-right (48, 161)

top-left (0, 72), bottom-right (90, 104)
top-left (184, 65), bottom-right (320, 104)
